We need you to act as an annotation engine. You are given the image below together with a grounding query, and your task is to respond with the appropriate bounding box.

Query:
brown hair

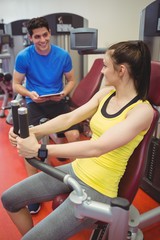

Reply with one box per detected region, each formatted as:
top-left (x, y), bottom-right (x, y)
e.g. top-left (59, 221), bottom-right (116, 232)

top-left (108, 41), bottom-right (151, 100)
top-left (27, 17), bottom-right (50, 36)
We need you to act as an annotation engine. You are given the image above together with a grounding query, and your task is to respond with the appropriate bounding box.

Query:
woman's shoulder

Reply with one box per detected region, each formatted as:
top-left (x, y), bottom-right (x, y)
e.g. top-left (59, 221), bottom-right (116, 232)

top-left (133, 99), bottom-right (153, 111)
top-left (96, 86), bottom-right (115, 100)
top-left (89, 86), bottom-right (115, 107)
top-left (128, 99), bottom-right (154, 129)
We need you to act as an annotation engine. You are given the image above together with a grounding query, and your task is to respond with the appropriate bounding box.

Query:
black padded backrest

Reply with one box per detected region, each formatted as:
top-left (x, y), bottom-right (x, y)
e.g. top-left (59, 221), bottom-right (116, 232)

top-left (148, 61), bottom-right (160, 105)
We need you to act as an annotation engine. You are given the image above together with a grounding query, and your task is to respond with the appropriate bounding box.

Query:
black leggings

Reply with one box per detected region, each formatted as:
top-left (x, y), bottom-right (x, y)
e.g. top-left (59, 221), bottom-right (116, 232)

top-left (1, 163), bottom-right (111, 240)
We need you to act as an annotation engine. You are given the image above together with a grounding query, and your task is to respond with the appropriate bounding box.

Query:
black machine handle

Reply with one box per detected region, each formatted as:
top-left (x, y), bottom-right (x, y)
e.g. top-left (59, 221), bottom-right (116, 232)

top-left (18, 107), bottom-right (29, 138)
top-left (11, 100), bottom-right (20, 135)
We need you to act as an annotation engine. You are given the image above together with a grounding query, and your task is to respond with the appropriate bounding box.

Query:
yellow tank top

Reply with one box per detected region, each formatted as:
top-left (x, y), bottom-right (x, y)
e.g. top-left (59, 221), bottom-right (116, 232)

top-left (72, 90), bottom-right (149, 198)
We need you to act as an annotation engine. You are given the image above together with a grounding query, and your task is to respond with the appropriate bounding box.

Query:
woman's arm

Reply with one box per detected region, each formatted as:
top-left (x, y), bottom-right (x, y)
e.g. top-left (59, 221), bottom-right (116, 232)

top-left (16, 101), bottom-right (153, 160)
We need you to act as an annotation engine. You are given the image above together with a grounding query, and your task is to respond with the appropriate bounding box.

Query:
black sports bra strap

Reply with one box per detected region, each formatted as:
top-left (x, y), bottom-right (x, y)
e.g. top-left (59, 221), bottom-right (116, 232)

top-left (101, 92), bottom-right (140, 118)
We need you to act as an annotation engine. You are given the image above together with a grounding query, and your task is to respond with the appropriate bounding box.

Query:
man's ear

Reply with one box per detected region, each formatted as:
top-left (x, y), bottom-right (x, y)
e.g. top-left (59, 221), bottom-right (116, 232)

top-left (28, 34), bottom-right (33, 42)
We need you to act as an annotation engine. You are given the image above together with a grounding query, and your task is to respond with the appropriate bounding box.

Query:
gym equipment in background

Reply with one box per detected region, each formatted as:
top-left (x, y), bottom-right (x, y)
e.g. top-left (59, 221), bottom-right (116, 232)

top-left (0, 70), bottom-right (13, 118)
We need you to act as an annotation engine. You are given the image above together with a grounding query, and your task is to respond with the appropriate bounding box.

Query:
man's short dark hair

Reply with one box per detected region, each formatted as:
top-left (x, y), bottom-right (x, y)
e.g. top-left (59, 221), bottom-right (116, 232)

top-left (27, 17), bottom-right (50, 36)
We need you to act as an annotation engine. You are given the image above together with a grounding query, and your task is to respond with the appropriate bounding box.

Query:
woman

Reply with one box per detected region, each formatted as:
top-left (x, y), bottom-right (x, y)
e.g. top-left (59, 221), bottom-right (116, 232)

top-left (1, 40), bottom-right (154, 240)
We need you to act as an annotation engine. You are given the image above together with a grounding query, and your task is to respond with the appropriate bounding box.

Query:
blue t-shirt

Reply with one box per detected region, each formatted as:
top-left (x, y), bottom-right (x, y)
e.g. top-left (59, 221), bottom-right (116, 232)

top-left (15, 44), bottom-right (72, 103)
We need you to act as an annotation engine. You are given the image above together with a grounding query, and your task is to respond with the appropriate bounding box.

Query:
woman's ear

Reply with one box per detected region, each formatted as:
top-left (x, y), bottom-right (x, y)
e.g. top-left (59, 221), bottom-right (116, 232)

top-left (119, 64), bottom-right (126, 77)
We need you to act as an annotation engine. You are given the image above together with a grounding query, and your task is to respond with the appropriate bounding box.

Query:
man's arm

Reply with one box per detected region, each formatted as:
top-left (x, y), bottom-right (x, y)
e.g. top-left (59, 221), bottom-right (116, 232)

top-left (13, 70), bottom-right (29, 97)
top-left (13, 70), bottom-right (45, 103)
top-left (63, 69), bottom-right (76, 96)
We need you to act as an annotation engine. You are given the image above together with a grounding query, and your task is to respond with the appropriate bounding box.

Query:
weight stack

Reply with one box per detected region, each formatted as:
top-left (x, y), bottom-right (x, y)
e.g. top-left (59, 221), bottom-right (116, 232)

top-left (140, 137), bottom-right (160, 203)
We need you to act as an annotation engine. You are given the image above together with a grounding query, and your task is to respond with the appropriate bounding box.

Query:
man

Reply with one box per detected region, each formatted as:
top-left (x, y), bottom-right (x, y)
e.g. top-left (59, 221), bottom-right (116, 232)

top-left (12, 16), bottom-right (80, 213)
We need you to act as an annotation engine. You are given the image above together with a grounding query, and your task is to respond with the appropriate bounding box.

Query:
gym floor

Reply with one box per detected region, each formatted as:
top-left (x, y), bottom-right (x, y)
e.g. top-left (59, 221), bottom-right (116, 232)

top-left (0, 107), bottom-right (160, 240)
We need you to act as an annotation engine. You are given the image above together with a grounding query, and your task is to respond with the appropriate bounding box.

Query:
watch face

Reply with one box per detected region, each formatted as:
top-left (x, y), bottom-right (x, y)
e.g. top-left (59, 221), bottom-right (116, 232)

top-left (38, 145), bottom-right (48, 160)
top-left (39, 150), bottom-right (47, 158)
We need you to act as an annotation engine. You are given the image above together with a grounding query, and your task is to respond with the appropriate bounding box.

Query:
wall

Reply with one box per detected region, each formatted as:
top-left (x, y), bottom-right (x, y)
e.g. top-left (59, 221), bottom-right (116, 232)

top-left (0, 0), bottom-right (155, 67)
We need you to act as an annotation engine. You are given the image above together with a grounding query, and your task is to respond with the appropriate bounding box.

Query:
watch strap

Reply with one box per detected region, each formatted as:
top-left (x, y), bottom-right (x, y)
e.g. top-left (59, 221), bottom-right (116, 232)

top-left (41, 144), bottom-right (47, 150)
top-left (38, 144), bottom-right (48, 162)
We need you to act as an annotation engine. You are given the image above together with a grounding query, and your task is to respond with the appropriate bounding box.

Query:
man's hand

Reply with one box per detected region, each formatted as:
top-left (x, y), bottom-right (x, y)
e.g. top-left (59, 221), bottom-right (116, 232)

top-left (29, 91), bottom-right (49, 103)
top-left (48, 92), bottom-right (65, 101)
top-left (30, 91), bottom-right (65, 103)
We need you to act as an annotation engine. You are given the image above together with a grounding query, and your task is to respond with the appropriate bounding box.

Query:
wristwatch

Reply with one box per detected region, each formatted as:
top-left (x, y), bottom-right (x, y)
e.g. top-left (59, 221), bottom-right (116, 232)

top-left (38, 144), bottom-right (48, 162)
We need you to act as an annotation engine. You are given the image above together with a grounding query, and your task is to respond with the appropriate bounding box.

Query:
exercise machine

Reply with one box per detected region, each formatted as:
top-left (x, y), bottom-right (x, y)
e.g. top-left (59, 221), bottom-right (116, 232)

top-left (10, 61), bottom-right (160, 239)
top-left (11, 103), bottom-right (131, 240)
top-left (11, 78), bottom-right (160, 240)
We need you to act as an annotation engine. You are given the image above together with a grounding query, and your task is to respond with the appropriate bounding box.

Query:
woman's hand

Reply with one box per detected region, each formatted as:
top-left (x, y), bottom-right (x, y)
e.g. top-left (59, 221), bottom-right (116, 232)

top-left (16, 133), bottom-right (40, 159)
top-left (8, 127), bottom-right (18, 147)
